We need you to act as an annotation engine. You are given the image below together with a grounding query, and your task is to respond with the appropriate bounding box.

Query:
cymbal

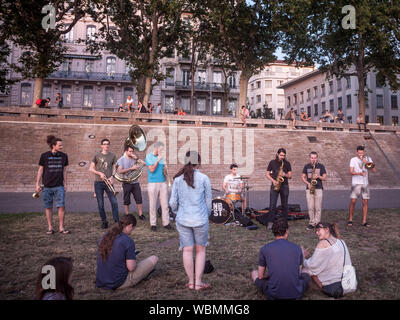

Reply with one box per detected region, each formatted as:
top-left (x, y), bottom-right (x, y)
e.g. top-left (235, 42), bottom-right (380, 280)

top-left (212, 188), bottom-right (222, 192)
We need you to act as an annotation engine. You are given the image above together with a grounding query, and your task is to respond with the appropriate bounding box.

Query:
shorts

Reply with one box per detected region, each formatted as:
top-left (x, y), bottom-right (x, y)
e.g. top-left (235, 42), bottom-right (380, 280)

top-left (350, 184), bottom-right (370, 200)
top-left (42, 186), bottom-right (65, 209)
top-left (176, 222), bottom-right (209, 250)
top-left (122, 183), bottom-right (143, 205)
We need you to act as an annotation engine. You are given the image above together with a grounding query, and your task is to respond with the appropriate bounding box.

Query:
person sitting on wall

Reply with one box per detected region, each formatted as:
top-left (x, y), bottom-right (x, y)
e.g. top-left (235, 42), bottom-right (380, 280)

top-left (118, 104), bottom-right (126, 112)
top-left (173, 107), bottom-right (179, 115)
top-left (178, 108), bottom-right (186, 116)
top-left (300, 111), bottom-right (311, 122)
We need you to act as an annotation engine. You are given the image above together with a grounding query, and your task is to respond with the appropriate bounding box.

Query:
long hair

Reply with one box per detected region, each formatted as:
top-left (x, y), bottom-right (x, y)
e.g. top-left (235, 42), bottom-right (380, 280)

top-left (34, 257), bottom-right (74, 300)
top-left (99, 215), bottom-right (137, 261)
top-left (173, 151), bottom-right (201, 189)
top-left (316, 222), bottom-right (341, 239)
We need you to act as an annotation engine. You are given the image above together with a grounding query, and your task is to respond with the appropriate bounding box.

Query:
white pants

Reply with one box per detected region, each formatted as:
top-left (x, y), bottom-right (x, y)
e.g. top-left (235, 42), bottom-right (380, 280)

top-left (306, 189), bottom-right (323, 226)
top-left (148, 182), bottom-right (169, 227)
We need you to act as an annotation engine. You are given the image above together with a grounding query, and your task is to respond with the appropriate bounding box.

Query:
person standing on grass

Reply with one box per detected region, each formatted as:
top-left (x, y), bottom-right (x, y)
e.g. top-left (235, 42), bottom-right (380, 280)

top-left (169, 151), bottom-right (212, 291)
top-left (96, 214), bottom-right (158, 290)
top-left (35, 135), bottom-right (70, 235)
top-left (251, 217), bottom-right (310, 300)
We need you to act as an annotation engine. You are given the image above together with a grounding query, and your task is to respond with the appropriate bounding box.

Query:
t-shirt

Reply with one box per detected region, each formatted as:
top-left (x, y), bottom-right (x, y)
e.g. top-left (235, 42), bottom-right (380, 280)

top-left (92, 152), bottom-right (117, 181)
top-left (42, 292), bottom-right (66, 300)
top-left (350, 156), bottom-right (372, 185)
top-left (223, 174), bottom-right (241, 193)
top-left (285, 111), bottom-right (293, 120)
top-left (116, 154), bottom-right (139, 184)
top-left (140, 105), bottom-right (148, 113)
top-left (145, 152), bottom-right (165, 183)
top-left (154, 105), bottom-right (162, 114)
top-left (267, 159), bottom-right (292, 186)
top-left (258, 239), bottom-right (305, 300)
top-left (39, 151), bottom-right (69, 187)
top-left (126, 98), bottom-right (133, 105)
top-left (96, 233), bottom-right (136, 290)
top-left (337, 113), bottom-right (344, 121)
top-left (56, 97), bottom-right (63, 108)
top-left (302, 163), bottom-right (327, 190)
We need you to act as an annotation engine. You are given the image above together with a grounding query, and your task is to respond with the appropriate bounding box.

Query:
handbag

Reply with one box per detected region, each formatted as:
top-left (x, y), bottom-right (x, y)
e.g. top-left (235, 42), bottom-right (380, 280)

top-left (321, 240), bottom-right (357, 298)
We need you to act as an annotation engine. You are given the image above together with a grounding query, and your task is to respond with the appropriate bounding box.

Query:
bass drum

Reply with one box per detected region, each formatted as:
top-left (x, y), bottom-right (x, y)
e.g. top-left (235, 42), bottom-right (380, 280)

top-left (210, 197), bottom-right (233, 224)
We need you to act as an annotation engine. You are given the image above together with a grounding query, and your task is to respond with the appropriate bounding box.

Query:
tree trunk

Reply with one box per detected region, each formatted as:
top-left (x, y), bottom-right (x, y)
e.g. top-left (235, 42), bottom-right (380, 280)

top-left (190, 39), bottom-right (196, 115)
top-left (238, 71), bottom-right (250, 117)
top-left (32, 78), bottom-right (43, 108)
top-left (143, 13), bottom-right (159, 108)
top-left (356, 35), bottom-right (366, 119)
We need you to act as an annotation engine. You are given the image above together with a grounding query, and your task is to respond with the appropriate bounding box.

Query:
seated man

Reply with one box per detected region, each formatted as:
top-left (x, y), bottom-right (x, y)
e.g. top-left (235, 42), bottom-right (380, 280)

top-left (178, 108), bottom-right (186, 116)
top-left (96, 214), bottom-right (158, 290)
top-left (300, 111), bottom-right (311, 122)
top-left (356, 113), bottom-right (367, 132)
top-left (322, 110), bottom-right (333, 123)
top-left (251, 217), bottom-right (310, 300)
top-left (335, 109), bottom-right (345, 124)
top-left (118, 104), bottom-right (126, 112)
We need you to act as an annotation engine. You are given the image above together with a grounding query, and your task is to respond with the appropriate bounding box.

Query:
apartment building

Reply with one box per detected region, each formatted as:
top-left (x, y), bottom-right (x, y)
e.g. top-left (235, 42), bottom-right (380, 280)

top-left (247, 61), bottom-right (315, 118)
top-left (278, 68), bottom-right (400, 126)
top-left (3, 17), bottom-right (240, 116)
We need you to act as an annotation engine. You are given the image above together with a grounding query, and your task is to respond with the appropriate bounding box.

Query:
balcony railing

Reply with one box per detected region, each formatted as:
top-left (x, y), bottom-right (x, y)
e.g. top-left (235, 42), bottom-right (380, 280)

top-left (174, 81), bottom-right (237, 91)
top-left (47, 71), bottom-right (132, 82)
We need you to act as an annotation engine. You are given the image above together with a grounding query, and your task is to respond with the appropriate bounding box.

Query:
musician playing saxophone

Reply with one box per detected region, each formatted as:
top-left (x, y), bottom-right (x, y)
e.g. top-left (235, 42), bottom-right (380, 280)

top-left (301, 152), bottom-right (327, 230)
top-left (266, 148), bottom-right (292, 223)
top-left (90, 138), bottom-right (119, 229)
top-left (116, 145), bottom-right (146, 221)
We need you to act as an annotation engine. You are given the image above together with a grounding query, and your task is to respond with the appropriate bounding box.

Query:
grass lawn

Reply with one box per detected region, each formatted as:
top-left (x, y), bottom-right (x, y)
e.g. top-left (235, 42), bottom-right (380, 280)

top-left (0, 208), bottom-right (399, 300)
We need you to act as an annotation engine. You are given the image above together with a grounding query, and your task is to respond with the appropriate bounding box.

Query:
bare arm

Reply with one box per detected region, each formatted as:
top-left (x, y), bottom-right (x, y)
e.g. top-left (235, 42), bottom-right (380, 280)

top-left (63, 166), bottom-right (68, 191)
top-left (36, 166), bottom-right (44, 192)
top-left (89, 162), bottom-right (106, 180)
top-left (126, 259), bottom-right (136, 272)
top-left (258, 266), bottom-right (268, 279)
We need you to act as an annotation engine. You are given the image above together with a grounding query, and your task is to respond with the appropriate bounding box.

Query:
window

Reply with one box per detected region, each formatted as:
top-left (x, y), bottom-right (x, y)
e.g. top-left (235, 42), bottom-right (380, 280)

top-left (197, 98), bottom-right (206, 113)
top-left (86, 25), bottom-right (96, 41)
top-left (106, 57), bottom-right (116, 76)
top-left (213, 71), bottom-right (222, 84)
top-left (228, 73), bottom-right (236, 88)
top-left (287, 96), bottom-right (291, 106)
top-left (321, 84), bottom-right (325, 97)
top-left (346, 76), bottom-right (351, 89)
top-left (42, 84), bottom-right (51, 101)
top-left (256, 95), bottom-right (261, 103)
top-left (391, 95), bottom-right (398, 109)
top-left (20, 83), bottom-right (31, 105)
top-left (337, 78), bottom-right (342, 92)
top-left (329, 99), bottom-right (334, 112)
top-left (165, 67), bottom-right (175, 86)
top-left (227, 99), bottom-right (237, 116)
top-left (85, 60), bottom-right (94, 73)
top-left (346, 94), bottom-right (352, 108)
top-left (265, 80), bottom-right (272, 88)
top-left (277, 94), bottom-right (284, 104)
top-left (62, 59), bottom-right (72, 73)
top-left (83, 86), bottom-right (93, 107)
top-left (377, 115), bottom-right (384, 125)
top-left (251, 83), bottom-right (254, 90)
top-left (392, 116), bottom-right (399, 126)
top-left (294, 94), bottom-right (297, 105)
top-left (347, 116), bottom-right (352, 123)
top-left (314, 103), bottom-right (318, 116)
top-left (198, 70), bottom-right (206, 84)
top-left (61, 85), bottom-right (72, 106)
top-left (64, 25), bottom-right (74, 43)
top-left (338, 97), bottom-right (342, 109)
top-left (322, 101), bottom-right (326, 112)
top-left (212, 98), bottom-right (222, 115)
top-left (329, 81), bottom-right (333, 94)
top-left (256, 81), bottom-right (261, 89)
top-left (376, 74), bottom-right (384, 88)
top-left (300, 92), bottom-right (304, 104)
top-left (307, 106), bottom-right (311, 117)
top-left (105, 87), bottom-right (115, 107)
top-left (265, 94), bottom-right (272, 103)
top-left (314, 86), bottom-right (318, 98)
top-left (181, 97), bottom-right (190, 112)
top-left (165, 96), bottom-right (175, 112)
top-left (307, 89), bottom-right (311, 101)
top-left (377, 94), bottom-right (384, 108)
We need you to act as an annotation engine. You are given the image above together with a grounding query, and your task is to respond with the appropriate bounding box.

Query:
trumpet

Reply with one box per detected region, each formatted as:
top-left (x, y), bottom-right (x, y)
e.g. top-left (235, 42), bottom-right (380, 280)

top-left (32, 185), bottom-right (44, 199)
top-left (103, 177), bottom-right (119, 196)
top-left (361, 144), bottom-right (375, 170)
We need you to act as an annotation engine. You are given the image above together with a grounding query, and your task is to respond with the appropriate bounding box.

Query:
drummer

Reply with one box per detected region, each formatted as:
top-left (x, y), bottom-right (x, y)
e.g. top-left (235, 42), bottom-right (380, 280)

top-left (223, 164), bottom-right (244, 211)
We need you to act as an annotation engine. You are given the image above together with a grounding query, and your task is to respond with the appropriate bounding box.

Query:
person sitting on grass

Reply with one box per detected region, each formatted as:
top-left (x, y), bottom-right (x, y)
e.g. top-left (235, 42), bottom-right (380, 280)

top-left (35, 257), bottom-right (74, 300)
top-left (302, 222), bottom-right (354, 298)
top-left (251, 216), bottom-right (310, 300)
top-left (96, 214), bottom-right (158, 290)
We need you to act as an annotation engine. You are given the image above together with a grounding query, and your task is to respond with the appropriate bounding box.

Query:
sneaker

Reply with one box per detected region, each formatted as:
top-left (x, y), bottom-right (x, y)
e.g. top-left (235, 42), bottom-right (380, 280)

top-left (164, 224), bottom-right (174, 230)
top-left (139, 214), bottom-right (146, 221)
top-left (151, 226), bottom-right (157, 232)
top-left (101, 221), bottom-right (109, 229)
top-left (306, 224), bottom-right (314, 231)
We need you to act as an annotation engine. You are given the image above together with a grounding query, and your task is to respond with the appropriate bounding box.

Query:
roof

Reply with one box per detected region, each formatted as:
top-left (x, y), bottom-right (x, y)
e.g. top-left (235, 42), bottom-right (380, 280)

top-left (277, 68), bottom-right (324, 89)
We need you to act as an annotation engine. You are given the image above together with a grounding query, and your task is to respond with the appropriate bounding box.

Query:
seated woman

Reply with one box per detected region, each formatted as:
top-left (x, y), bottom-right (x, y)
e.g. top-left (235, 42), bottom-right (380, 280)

top-left (300, 111), bottom-right (311, 122)
top-left (96, 214), bottom-right (158, 290)
top-left (178, 108), bottom-right (186, 116)
top-left (302, 222), bottom-right (353, 297)
top-left (35, 256), bottom-right (74, 300)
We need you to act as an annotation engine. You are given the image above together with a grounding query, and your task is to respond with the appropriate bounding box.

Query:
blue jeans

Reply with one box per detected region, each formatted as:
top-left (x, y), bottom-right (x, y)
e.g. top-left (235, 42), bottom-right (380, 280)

top-left (269, 184), bottom-right (289, 220)
top-left (94, 181), bottom-right (119, 223)
top-left (42, 186), bottom-right (65, 209)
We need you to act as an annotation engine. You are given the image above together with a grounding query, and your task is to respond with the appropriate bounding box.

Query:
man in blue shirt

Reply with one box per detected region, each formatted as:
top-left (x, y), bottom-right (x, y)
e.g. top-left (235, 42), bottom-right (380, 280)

top-left (251, 217), bottom-right (310, 299)
top-left (145, 141), bottom-right (172, 232)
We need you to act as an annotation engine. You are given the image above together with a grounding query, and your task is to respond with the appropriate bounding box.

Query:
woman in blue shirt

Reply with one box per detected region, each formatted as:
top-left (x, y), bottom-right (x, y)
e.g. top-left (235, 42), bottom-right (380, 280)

top-left (169, 151), bottom-right (212, 291)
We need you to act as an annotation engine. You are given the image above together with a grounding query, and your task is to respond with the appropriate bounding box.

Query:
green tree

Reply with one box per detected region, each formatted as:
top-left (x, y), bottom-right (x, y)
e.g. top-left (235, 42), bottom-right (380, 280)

top-left (279, 0), bottom-right (400, 118)
top-left (0, 1), bottom-right (90, 107)
top-left (86, 0), bottom-right (185, 107)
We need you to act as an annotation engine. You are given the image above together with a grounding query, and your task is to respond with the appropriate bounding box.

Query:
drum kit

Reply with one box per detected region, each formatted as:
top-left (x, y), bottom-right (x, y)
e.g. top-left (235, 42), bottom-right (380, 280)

top-left (209, 176), bottom-right (253, 224)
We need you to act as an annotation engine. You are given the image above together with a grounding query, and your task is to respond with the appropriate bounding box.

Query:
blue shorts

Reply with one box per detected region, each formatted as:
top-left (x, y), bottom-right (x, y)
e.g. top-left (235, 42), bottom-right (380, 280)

top-left (42, 186), bottom-right (65, 209)
top-left (176, 222), bottom-right (209, 250)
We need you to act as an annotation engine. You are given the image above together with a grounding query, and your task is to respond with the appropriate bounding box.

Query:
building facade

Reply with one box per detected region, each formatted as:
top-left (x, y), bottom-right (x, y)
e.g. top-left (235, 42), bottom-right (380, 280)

top-left (247, 61), bottom-right (315, 118)
top-left (3, 17), bottom-right (240, 116)
top-left (278, 68), bottom-right (400, 126)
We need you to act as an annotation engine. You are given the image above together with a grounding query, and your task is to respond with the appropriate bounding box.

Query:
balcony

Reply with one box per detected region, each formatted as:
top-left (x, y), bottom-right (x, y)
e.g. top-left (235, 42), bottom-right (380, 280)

top-left (47, 71), bottom-right (132, 82)
top-left (174, 81), bottom-right (237, 92)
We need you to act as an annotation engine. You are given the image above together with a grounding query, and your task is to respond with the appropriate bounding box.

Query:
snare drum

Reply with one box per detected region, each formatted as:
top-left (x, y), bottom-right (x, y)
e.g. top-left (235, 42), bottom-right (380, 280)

top-left (210, 197), bottom-right (234, 224)
top-left (226, 193), bottom-right (241, 202)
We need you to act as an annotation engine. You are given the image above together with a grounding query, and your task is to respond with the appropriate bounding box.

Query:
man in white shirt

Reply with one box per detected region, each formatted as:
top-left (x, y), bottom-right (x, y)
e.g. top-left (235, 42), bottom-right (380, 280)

top-left (126, 95), bottom-right (134, 112)
top-left (223, 164), bottom-right (244, 213)
top-left (348, 145), bottom-right (376, 227)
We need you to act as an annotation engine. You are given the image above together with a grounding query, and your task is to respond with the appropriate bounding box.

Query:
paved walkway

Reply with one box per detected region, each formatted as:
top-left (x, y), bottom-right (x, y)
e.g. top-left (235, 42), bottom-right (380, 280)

top-left (1, 189), bottom-right (399, 214)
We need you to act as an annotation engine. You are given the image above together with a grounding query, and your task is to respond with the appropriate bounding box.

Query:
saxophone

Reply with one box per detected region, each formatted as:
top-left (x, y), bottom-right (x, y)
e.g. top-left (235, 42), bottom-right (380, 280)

top-left (310, 163), bottom-right (317, 194)
top-left (274, 160), bottom-right (285, 192)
